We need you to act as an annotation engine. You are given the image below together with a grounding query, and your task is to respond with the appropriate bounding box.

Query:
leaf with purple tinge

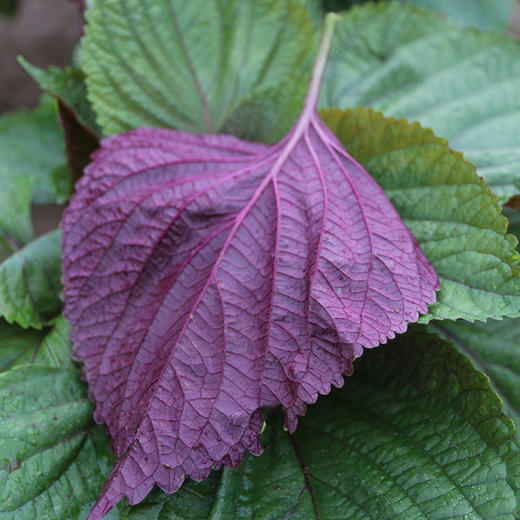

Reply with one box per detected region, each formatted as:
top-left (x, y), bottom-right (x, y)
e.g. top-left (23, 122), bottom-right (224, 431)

top-left (61, 15), bottom-right (438, 519)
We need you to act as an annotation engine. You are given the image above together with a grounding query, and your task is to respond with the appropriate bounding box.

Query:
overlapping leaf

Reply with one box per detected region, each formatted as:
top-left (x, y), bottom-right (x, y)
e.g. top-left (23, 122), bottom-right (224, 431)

top-left (19, 60), bottom-right (101, 185)
top-left (114, 327), bottom-right (520, 520)
top-left (429, 208), bottom-right (520, 428)
top-left (62, 28), bottom-right (437, 512)
top-left (320, 2), bottom-right (520, 205)
top-left (321, 107), bottom-right (520, 321)
top-left (432, 318), bottom-right (520, 431)
top-left (82, 0), bottom-right (316, 141)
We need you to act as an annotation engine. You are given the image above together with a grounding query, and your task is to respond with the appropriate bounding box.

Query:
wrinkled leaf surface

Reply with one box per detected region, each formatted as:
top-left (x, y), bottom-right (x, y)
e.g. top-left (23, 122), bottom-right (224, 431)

top-left (63, 59), bottom-right (437, 515)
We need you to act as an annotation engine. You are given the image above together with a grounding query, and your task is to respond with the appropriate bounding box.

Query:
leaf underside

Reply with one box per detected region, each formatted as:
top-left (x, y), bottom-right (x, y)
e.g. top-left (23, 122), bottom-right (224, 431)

top-left (321, 107), bottom-right (520, 322)
top-left (62, 109), bottom-right (437, 516)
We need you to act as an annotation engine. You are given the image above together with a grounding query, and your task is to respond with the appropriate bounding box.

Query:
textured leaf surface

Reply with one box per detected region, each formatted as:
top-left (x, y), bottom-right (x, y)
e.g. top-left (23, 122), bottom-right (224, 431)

top-left (0, 96), bottom-right (68, 259)
top-left (0, 317), bottom-right (117, 520)
top-left (111, 327), bottom-right (520, 520)
top-left (83, 0), bottom-right (316, 141)
top-left (0, 230), bottom-right (63, 329)
top-left (0, 365), bottom-right (114, 520)
top-left (429, 208), bottom-right (520, 428)
top-left (321, 107), bottom-right (520, 321)
top-left (399, 0), bottom-right (518, 31)
top-left (320, 2), bottom-right (520, 205)
top-left (63, 42), bottom-right (437, 512)
top-left (432, 318), bottom-right (520, 431)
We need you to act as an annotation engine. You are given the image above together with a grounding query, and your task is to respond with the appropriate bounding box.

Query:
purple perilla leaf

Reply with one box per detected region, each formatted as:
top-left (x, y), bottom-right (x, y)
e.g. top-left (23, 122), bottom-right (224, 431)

top-left (61, 15), bottom-right (438, 519)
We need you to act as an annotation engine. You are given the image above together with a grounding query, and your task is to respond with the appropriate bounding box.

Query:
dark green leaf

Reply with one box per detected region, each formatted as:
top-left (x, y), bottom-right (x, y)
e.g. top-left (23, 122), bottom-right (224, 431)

top-left (0, 317), bottom-right (115, 520)
top-left (321, 2), bottom-right (520, 205)
top-left (0, 321), bottom-right (44, 373)
top-left (19, 59), bottom-right (101, 187)
top-left (0, 230), bottom-right (63, 329)
top-left (0, 316), bottom-right (74, 371)
top-left (431, 319), bottom-right (520, 431)
top-left (322, 107), bottom-right (520, 322)
top-left (323, 0), bottom-right (375, 12)
top-left (82, 0), bottom-right (317, 142)
top-left (0, 0), bottom-right (17, 16)
top-left (0, 366), bottom-right (114, 520)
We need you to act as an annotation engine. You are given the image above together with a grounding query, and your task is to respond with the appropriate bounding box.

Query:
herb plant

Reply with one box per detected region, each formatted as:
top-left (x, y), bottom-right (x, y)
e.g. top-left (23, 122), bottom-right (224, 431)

top-left (1, 1), bottom-right (520, 519)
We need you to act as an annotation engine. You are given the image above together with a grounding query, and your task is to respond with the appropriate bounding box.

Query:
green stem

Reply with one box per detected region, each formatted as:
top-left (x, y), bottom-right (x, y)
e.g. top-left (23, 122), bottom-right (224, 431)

top-left (304, 12), bottom-right (340, 114)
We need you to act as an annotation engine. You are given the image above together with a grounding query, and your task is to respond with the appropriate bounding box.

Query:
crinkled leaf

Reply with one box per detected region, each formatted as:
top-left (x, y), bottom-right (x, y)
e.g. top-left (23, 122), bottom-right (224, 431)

top-left (111, 327), bottom-right (520, 519)
top-left (399, 0), bottom-right (518, 31)
top-left (63, 33), bottom-right (437, 512)
top-left (0, 230), bottom-right (63, 329)
top-left (321, 2), bottom-right (520, 205)
top-left (0, 96), bottom-right (69, 259)
top-left (0, 316), bottom-right (118, 520)
top-left (0, 365), bottom-right (114, 520)
top-left (321, 107), bottom-right (520, 321)
top-left (429, 207), bottom-right (520, 428)
top-left (82, 0), bottom-right (316, 141)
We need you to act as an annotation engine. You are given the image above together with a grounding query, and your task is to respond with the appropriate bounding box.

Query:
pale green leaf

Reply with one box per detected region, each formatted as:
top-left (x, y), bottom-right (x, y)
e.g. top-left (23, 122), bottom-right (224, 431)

top-left (399, 0), bottom-right (517, 31)
top-left (429, 207), bottom-right (520, 428)
top-left (321, 2), bottom-right (520, 205)
top-left (321, 107), bottom-right (520, 322)
top-left (0, 230), bottom-right (63, 329)
top-left (431, 318), bottom-right (520, 431)
top-left (297, 0), bottom-right (323, 27)
top-left (82, 0), bottom-right (317, 141)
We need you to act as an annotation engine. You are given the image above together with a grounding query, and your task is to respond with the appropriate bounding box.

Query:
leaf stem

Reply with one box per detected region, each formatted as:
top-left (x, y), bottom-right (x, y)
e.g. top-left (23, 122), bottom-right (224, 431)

top-left (304, 13), bottom-right (340, 113)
